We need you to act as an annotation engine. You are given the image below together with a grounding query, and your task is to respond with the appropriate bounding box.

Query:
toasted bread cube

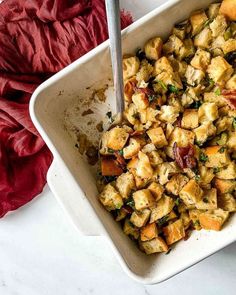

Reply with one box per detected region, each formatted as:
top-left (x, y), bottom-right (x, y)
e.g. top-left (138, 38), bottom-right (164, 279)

top-left (133, 189), bottom-right (155, 211)
top-left (189, 209), bottom-right (202, 230)
top-left (136, 59), bottom-right (154, 83)
top-left (131, 169), bottom-right (149, 189)
top-left (219, 0), bottom-right (236, 21)
top-left (146, 107), bottom-right (159, 122)
top-left (124, 103), bottom-right (139, 125)
top-left (190, 10), bottom-right (208, 36)
top-left (123, 138), bottom-right (141, 159)
top-left (196, 188), bottom-right (218, 210)
top-left (198, 166), bottom-right (215, 188)
top-left (123, 56), bottom-right (140, 80)
top-left (141, 237), bottom-right (168, 254)
top-left (123, 218), bottom-right (139, 239)
top-left (99, 184), bottom-right (123, 211)
top-left (136, 151), bottom-right (153, 179)
top-left (198, 102), bottom-right (218, 123)
top-left (150, 195), bottom-right (175, 223)
top-left (178, 38), bottom-right (196, 60)
top-left (218, 193), bottom-right (236, 212)
top-left (226, 74), bottom-right (236, 89)
top-left (148, 150), bottom-right (164, 166)
top-left (148, 182), bottom-right (164, 201)
top-left (127, 156), bottom-right (138, 170)
top-left (179, 179), bottom-right (203, 206)
top-left (185, 65), bottom-right (205, 86)
top-left (169, 127), bottom-right (195, 147)
top-left (208, 3), bottom-right (221, 19)
top-left (194, 27), bottom-right (212, 48)
top-left (165, 174), bottom-right (189, 196)
top-left (130, 209), bottom-right (151, 228)
top-left (227, 131), bottom-right (236, 151)
top-left (222, 39), bottom-right (236, 54)
top-left (194, 122), bottom-right (216, 145)
top-left (116, 172), bottom-right (136, 199)
top-left (106, 127), bottom-right (129, 151)
top-left (216, 162), bottom-right (236, 179)
top-left (214, 178), bottom-right (236, 194)
top-left (156, 162), bottom-right (180, 185)
top-left (163, 219), bottom-right (185, 245)
top-left (199, 209), bottom-right (229, 231)
top-left (181, 212), bottom-right (191, 230)
top-left (181, 109), bottom-right (199, 129)
top-left (159, 105), bottom-right (180, 124)
top-left (209, 15), bottom-right (227, 37)
top-left (140, 223), bottom-right (158, 241)
top-left (115, 207), bottom-right (128, 222)
top-left (207, 57), bottom-right (233, 86)
top-left (132, 92), bottom-right (149, 110)
top-left (204, 146), bottom-right (230, 168)
top-left (147, 127), bottom-right (168, 148)
top-left (101, 157), bottom-right (123, 176)
top-left (163, 34), bottom-right (183, 55)
top-left (144, 37), bottom-right (163, 60)
top-left (154, 56), bottom-right (173, 75)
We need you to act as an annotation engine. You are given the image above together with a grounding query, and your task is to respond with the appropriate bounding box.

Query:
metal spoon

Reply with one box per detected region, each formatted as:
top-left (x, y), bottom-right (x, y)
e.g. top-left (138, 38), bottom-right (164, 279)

top-left (105, 0), bottom-right (124, 124)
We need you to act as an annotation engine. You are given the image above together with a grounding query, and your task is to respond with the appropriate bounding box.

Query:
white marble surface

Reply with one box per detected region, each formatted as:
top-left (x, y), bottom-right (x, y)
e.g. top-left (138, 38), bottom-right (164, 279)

top-left (1, 0), bottom-right (236, 294)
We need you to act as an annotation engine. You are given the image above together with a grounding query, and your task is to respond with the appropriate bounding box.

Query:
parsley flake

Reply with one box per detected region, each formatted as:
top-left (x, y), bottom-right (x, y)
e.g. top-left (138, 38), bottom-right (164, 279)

top-left (214, 88), bottom-right (221, 96)
top-left (168, 84), bottom-right (179, 94)
top-left (199, 152), bottom-right (208, 162)
top-left (219, 146), bottom-right (226, 153)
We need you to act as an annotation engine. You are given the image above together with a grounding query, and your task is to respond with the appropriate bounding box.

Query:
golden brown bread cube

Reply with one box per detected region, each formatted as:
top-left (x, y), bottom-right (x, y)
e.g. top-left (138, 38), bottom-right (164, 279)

top-left (181, 109), bottom-right (199, 129)
top-left (204, 146), bottom-right (230, 168)
top-left (130, 209), bottom-right (151, 228)
top-left (193, 122), bottom-right (216, 145)
top-left (180, 211), bottom-right (191, 230)
top-left (123, 137), bottom-right (141, 159)
top-left (132, 92), bottom-right (149, 110)
top-left (165, 174), bottom-right (189, 196)
top-left (190, 10), bottom-right (208, 36)
top-left (144, 37), bottom-right (163, 60)
top-left (196, 188), bottom-right (218, 210)
top-left (106, 127), bottom-right (129, 151)
top-left (123, 218), bottom-right (139, 239)
top-left (194, 27), bottom-right (212, 49)
top-left (168, 127), bottom-right (195, 147)
top-left (148, 182), bottom-right (164, 201)
top-left (209, 15), bottom-right (227, 37)
top-left (207, 57), bottom-right (233, 86)
top-left (99, 184), bottom-right (123, 211)
top-left (150, 195), bottom-right (175, 223)
top-left (214, 178), bottom-right (236, 194)
top-left (216, 162), bottom-right (236, 179)
top-left (163, 219), bottom-right (185, 245)
top-left (140, 223), bottom-right (158, 241)
top-left (133, 189), bottom-right (156, 211)
top-left (219, 0), bottom-right (236, 21)
top-left (191, 49), bottom-right (211, 71)
top-left (198, 102), bottom-right (218, 123)
top-left (218, 193), bottom-right (236, 212)
top-left (179, 179), bottom-right (203, 206)
top-left (147, 127), bottom-right (168, 148)
top-left (189, 209), bottom-right (202, 230)
top-left (136, 151), bottom-right (154, 179)
top-left (116, 172), bottom-right (136, 199)
top-left (222, 39), bottom-right (236, 54)
top-left (123, 56), bottom-right (140, 80)
top-left (199, 209), bottom-right (229, 231)
top-left (140, 237), bottom-right (168, 254)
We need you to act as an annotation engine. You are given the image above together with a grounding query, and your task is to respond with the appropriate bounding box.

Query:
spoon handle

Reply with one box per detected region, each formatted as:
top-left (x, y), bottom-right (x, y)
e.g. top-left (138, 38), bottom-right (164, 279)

top-left (105, 0), bottom-right (124, 114)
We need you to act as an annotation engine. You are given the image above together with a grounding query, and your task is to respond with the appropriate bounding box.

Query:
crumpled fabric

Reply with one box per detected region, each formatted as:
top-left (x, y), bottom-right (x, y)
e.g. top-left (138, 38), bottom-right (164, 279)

top-left (0, 0), bottom-right (132, 217)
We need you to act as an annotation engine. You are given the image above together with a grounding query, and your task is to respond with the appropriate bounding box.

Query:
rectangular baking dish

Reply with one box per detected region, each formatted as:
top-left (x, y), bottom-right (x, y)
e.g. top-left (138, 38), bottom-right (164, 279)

top-left (30, 0), bottom-right (236, 284)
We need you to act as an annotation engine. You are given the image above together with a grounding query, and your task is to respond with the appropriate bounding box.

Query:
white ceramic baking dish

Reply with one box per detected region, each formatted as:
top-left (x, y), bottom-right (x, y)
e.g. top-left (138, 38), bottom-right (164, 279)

top-left (30, 0), bottom-right (236, 284)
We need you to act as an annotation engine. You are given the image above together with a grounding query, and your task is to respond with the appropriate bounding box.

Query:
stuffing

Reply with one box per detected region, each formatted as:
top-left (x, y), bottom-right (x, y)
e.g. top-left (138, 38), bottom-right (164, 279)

top-left (226, 74), bottom-right (236, 89)
top-left (203, 92), bottom-right (226, 107)
top-left (198, 102), bottom-right (218, 123)
top-left (163, 34), bottom-right (183, 55)
top-left (99, 184), bottom-right (123, 211)
top-left (165, 174), bottom-right (189, 195)
top-left (194, 122), bottom-right (216, 145)
top-left (181, 109), bottom-right (199, 129)
top-left (130, 209), bottom-right (151, 228)
top-left (219, 0), bottom-right (236, 21)
top-left (204, 146), bottom-right (230, 168)
top-left (150, 195), bottom-right (175, 222)
top-left (136, 151), bottom-right (154, 179)
top-left (116, 172), bottom-right (136, 199)
top-left (198, 165), bottom-right (215, 188)
top-left (123, 137), bottom-right (141, 159)
top-left (207, 3), bottom-right (221, 19)
top-left (222, 39), bottom-right (236, 54)
top-left (155, 71), bottom-right (183, 90)
top-left (189, 209), bottom-right (202, 230)
top-left (140, 237), bottom-right (168, 254)
top-left (123, 218), bottom-right (139, 239)
top-left (199, 209), bottom-right (229, 231)
top-left (155, 162), bottom-right (180, 185)
top-left (136, 59), bottom-right (153, 83)
top-left (190, 48), bottom-right (211, 70)
top-left (132, 92), bottom-right (149, 110)
top-left (158, 105), bottom-right (180, 124)
top-left (169, 127), bottom-right (195, 147)
top-left (140, 223), bottom-right (158, 241)
top-left (133, 189), bottom-right (156, 210)
top-left (144, 37), bottom-right (163, 60)
top-left (190, 10), bottom-right (208, 36)
top-left (124, 103), bottom-right (139, 125)
top-left (194, 27), bottom-right (212, 48)
top-left (163, 219), bottom-right (185, 245)
top-left (196, 188), bottom-right (218, 210)
top-left (209, 15), bottom-right (227, 37)
top-left (168, 57), bottom-right (188, 78)
top-left (218, 193), bottom-right (236, 212)
top-left (147, 127), bottom-right (168, 147)
top-left (154, 56), bottom-right (174, 75)
top-left (148, 182), bottom-right (164, 201)
top-left (214, 178), bottom-right (236, 194)
top-left (123, 56), bottom-right (140, 80)
top-left (185, 65), bottom-right (205, 86)
top-left (207, 56), bottom-right (233, 86)
top-left (216, 161), bottom-right (236, 179)
top-left (148, 150), bottom-right (164, 166)
top-left (178, 39), bottom-right (196, 60)
top-left (179, 179), bottom-right (203, 205)
top-left (227, 131), bottom-right (236, 151)
top-left (106, 127), bottom-right (129, 151)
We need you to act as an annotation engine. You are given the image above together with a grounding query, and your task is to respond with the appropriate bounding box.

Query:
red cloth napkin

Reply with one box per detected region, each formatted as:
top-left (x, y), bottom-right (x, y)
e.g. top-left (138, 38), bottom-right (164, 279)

top-left (0, 0), bottom-right (132, 217)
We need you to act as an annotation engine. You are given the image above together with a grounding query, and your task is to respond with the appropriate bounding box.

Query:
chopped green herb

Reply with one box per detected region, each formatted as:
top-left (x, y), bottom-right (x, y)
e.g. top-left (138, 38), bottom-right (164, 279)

top-left (157, 215), bottom-right (169, 226)
top-left (168, 84), bottom-right (179, 94)
top-left (175, 198), bottom-right (181, 206)
top-left (191, 101), bottom-right (202, 109)
top-left (126, 197), bottom-right (135, 210)
top-left (204, 19), bottom-right (213, 27)
top-left (194, 220), bottom-right (200, 227)
top-left (148, 94), bottom-right (157, 103)
top-left (165, 248), bottom-right (172, 255)
top-left (195, 140), bottom-right (204, 147)
top-left (216, 132), bottom-right (227, 145)
top-left (195, 174), bottom-right (201, 181)
top-left (219, 146), bottom-right (226, 153)
top-left (107, 148), bottom-right (114, 153)
top-left (213, 167), bottom-right (220, 174)
top-left (199, 152), bottom-right (208, 162)
top-left (232, 117), bottom-right (236, 129)
top-left (208, 78), bottom-right (215, 87)
top-left (214, 88), bottom-right (221, 96)
top-left (224, 28), bottom-right (232, 41)
top-left (118, 149), bottom-right (124, 156)
top-left (156, 80), bottom-right (167, 91)
top-left (203, 198), bottom-right (209, 203)
top-left (115, 203), bottom-right (123, 210)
